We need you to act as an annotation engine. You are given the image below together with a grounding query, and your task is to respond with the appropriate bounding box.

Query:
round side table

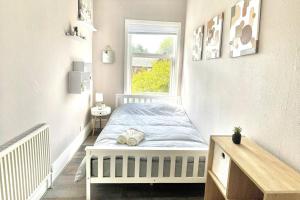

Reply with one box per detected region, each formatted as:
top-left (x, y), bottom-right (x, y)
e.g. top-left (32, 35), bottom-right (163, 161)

top-left (91, 106), bottom-right (111, 136)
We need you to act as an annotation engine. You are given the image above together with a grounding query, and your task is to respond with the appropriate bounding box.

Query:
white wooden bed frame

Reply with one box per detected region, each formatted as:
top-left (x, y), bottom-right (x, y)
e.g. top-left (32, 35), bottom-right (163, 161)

top-left (85, 94), bottom-right (208, 200)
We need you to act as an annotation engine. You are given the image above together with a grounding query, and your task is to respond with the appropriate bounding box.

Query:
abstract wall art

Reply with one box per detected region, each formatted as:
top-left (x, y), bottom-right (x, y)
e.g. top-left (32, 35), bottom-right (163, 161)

top-left (205, 13), bottom-right (224, 60)
top-left (229, 0), bottom-right (262, 57)
top-left (192, 26), bottom-right (204, 61)
top-left (78, 0), bottom-right (93, 24)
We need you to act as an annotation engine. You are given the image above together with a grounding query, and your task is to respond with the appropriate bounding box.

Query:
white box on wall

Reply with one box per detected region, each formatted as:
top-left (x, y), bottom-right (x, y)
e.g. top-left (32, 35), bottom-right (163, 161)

top-left (73, 61), bottom-right (92, 72)
top-left (69, 61), bottom-right (92, 94)
top-left (68, 71), bottom-right (91, 94)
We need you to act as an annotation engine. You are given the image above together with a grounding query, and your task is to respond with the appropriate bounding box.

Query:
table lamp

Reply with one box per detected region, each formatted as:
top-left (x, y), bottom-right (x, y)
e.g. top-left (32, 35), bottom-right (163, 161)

top-left (95, 93), bottom-right (104, 108)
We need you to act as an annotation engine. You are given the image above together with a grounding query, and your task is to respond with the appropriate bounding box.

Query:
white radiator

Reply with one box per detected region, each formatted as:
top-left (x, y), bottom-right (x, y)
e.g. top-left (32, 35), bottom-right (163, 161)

top-left (0, 124), bottom-right (51, 200)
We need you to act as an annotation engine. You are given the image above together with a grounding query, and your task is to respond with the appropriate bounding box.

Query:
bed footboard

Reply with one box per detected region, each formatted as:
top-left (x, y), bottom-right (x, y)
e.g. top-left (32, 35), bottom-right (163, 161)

top-left (85, 146), bottom-right (207, 200)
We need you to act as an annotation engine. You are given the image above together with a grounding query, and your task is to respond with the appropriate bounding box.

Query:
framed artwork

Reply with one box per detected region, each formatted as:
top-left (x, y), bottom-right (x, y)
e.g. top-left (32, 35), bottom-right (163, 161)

top-left (192, 26), bottom-right (204, 61)
top-left (205, 13), bottom-right (224, 59)
top-left (78, 0), bottom-right (93, 24)
top-left (229, 0), bottom-right (262, 57)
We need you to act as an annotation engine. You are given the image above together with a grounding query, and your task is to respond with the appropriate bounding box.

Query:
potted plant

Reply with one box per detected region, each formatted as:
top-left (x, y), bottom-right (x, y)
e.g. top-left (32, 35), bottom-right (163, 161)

top-left (232, 127), bottom-right (242, 144)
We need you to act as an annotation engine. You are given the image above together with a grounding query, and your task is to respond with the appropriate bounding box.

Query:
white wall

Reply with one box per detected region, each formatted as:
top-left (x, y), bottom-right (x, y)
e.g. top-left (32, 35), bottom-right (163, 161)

top-left (182, 0), bottom-right (300, 171)
top-left (0, 0), bottom-right (92, 162)
top-left (92, 0), bottom-right (187, 107)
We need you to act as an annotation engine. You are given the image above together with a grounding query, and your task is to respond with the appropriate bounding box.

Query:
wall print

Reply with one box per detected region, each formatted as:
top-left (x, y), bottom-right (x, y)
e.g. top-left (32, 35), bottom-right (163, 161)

top-left (229, 0), bottom-right (261, 57)
top-left (205, 13), bottom-right (224, 59)
top-left (192, 26), bottom-right (204, 61)
top-left (78, 0), bottom-right (93, 23)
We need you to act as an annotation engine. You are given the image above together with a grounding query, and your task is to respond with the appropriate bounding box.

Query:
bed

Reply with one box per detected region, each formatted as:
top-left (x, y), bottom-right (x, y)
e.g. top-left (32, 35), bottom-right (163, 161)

top-left (85, 94), bottom-right (208, 200)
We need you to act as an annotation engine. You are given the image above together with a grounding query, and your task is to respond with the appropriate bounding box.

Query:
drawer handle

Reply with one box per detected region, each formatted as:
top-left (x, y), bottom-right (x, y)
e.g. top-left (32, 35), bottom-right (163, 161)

top-left (221, 152), bottom-right (225, 159)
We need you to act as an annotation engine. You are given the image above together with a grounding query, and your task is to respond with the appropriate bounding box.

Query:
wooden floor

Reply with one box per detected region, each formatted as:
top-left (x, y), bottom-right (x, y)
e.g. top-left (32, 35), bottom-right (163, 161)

top-left (43, 130), bottom-right (205, 200)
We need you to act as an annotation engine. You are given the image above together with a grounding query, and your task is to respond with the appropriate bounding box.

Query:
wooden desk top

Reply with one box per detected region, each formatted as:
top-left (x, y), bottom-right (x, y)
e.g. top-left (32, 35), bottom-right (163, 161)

top-left (212, 136), bottom-right (300, 193)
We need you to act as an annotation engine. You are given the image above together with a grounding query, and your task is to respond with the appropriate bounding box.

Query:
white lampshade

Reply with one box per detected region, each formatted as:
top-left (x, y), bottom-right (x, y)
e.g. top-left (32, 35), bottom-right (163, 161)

top-left (95, 93), bottom-right (103, 103)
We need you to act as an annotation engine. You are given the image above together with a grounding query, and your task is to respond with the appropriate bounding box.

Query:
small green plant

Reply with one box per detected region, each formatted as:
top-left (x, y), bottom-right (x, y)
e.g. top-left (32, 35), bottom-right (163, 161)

top-left (233, 127), bottom-right (242, 134)
top-left (232, 127), bottom-right (242, 144)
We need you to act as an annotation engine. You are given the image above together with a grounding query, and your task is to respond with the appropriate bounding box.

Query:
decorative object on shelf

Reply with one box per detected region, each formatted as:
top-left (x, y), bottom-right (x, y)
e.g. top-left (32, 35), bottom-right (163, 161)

top-left (65, 25), bottom-right (86, 40)
top-left (192, 25), bottom-right (204, 61)
top-left (78, 0), bottom-right (93, 24)
top-left (95, 93), bottom-right (105, 108)
top-left (205, 13), bottom-right (224, 59)
top-left (232, 126), bottom-right (242, 144)
top-left (229, 0), bottom-right (262, 58)
top-left (68, 61), bottom-right (91, 94)
top-left (102, 46), bottom-right (115, 64)
top-left (74, 26), bottom-right (79, 36)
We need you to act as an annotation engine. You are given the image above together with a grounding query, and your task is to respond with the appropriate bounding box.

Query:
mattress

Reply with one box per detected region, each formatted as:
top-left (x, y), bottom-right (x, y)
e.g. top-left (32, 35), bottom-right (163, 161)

top-left (91, 103), bottom-right (208, 178)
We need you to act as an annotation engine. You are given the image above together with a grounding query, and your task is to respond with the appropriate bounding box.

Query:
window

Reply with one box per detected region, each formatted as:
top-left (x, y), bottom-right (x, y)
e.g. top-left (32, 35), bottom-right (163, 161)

top-left (124, 20), bottom-right (181, 95)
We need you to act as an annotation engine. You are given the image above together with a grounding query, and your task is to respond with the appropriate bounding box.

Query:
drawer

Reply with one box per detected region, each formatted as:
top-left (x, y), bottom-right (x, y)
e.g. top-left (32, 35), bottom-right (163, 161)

top-left (212, 143), bottom-right (230, 188)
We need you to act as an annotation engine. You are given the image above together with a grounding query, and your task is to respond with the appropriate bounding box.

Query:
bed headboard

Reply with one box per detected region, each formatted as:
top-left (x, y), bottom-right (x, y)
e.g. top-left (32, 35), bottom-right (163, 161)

top-left (115, 94), bottom-right (182, 107)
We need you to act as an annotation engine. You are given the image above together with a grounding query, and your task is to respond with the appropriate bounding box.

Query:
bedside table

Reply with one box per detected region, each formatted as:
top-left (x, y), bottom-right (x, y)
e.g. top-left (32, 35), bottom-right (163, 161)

top-left (91, 106), bottom-right (111, 136)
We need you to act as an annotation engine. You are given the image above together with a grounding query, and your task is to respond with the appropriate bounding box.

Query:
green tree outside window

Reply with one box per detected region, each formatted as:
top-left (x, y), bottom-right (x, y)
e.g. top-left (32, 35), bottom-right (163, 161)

top-left (132, 59), bottom-right (171, 93)
top-left (131, 37), bottom-right (174, 94)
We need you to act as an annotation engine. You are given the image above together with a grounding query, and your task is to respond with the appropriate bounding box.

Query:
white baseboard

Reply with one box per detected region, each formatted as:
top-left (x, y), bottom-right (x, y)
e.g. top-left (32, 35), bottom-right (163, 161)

top-left (51, 120), bottom-right (92, 181)
top-left (29, 175), bottom-right (51, 200)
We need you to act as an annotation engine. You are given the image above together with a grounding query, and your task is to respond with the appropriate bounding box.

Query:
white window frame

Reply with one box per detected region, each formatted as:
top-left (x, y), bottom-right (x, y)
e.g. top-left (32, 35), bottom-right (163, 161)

top-left (124, 19), bottom-right (181, 96)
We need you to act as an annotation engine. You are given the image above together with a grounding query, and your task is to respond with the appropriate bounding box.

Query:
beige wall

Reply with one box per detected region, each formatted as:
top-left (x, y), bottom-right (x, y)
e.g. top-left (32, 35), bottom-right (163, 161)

top-left (182, 0), bottom-right (300, 171)
top-left (0, 0), bottom-right (92, 162)
top-left (93, 0), bottom-right (187, 107)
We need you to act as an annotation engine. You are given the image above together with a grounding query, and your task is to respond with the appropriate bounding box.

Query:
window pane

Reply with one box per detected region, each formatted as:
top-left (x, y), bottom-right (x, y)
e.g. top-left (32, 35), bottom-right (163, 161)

top-left (131, 58), bottom-right (171, 94)
top-left (129, 33), bottom-right (176, 94)
top-left (130, 34), bottom-right (176, 56)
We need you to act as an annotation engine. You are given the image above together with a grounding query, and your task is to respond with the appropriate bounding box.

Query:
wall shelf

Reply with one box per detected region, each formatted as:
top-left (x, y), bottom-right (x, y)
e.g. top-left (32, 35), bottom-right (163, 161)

top-left (75, 20), bottom-right (97, 32)
top-left (65, 34), bottom-right (86, 41)
top-left (64, 20), bottom-right (96, 41)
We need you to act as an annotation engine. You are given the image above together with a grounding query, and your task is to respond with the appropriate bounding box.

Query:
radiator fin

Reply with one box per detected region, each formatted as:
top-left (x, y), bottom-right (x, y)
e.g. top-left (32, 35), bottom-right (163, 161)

top-left (0, 124), bottom-right (51, 200)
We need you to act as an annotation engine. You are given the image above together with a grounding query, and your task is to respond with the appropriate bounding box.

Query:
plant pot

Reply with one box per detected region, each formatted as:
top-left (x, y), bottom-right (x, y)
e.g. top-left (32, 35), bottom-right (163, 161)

top-left (232, 132), bottom-right (241, 144)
